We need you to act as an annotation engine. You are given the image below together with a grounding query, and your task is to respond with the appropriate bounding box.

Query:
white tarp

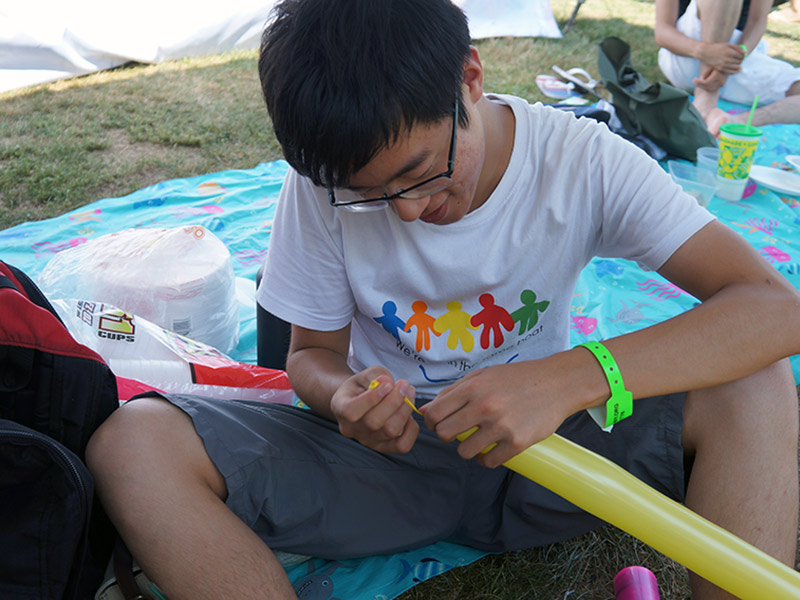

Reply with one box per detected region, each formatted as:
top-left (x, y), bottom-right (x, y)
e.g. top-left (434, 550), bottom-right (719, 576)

top-left (0, 0), bottom-right (561, 94)
top-left (456, 0), bottom-right (561, 39)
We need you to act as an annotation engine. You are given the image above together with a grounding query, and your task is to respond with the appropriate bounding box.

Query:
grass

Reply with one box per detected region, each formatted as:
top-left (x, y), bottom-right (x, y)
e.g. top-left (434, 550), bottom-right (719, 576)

top-left (397, 526), bottom-right (695, 599)
top-left (2, 0), bottom-right (796, 232)
top-left (1, 1), bottom-right (798, 598)
top-left (0, 51), bottom-right (282, 227)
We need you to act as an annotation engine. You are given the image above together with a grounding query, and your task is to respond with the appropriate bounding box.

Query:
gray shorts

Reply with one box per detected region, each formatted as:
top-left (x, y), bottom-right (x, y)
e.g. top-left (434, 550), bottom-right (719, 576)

top-left (149, 392), bottom-right (686, 559)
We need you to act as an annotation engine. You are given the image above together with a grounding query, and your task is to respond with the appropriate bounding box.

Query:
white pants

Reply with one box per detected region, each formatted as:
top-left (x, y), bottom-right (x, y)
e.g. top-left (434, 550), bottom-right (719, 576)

top-left (657, 0), bottom-right (800, 105)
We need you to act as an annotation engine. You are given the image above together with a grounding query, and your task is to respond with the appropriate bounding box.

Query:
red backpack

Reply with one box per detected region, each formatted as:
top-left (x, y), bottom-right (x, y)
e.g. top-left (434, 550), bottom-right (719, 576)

top-left (0, 260), bottom-right (118, 599)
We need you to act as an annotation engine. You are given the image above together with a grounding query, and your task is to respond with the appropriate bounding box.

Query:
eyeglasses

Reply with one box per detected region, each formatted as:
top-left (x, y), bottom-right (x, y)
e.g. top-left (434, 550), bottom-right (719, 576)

top-left (328, 99), bottom-right (459, 212)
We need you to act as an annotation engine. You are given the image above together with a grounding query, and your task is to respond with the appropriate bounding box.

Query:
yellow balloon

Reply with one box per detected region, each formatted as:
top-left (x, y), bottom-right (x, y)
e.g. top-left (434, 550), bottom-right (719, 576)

top-left (457, 430), bottom-right (800, 599)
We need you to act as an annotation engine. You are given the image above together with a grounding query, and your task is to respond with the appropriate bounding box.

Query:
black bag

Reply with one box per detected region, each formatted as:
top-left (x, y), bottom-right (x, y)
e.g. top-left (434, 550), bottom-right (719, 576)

top-left (0, 260), bottom-right (118, 600)
top-left (597, 36), bottom-right (717, 161)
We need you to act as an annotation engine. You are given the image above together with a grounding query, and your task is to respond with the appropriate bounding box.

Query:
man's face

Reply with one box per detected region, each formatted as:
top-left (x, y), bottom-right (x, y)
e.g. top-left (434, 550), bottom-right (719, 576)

top-left (345, 107), bottom-right (486, 225)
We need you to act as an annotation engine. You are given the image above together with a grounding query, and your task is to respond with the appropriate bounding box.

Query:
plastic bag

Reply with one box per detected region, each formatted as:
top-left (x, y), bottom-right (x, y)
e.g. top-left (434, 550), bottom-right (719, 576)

top-left (38, 226), bottom-right (239, 354)
top-left (50, 298), bottom-right (295, 405)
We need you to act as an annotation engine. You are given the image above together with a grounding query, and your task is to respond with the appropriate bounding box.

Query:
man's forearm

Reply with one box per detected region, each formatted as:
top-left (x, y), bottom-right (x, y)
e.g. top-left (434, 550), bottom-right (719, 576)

top-left (286, 347), bottom-right (353, 421)
top-left (604, 280), bottom-right (800, 401)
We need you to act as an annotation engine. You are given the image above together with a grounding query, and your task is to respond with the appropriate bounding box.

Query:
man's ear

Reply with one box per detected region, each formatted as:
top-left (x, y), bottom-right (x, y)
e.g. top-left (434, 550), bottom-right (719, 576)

top-left (463, 46), bottom-right (484, 103)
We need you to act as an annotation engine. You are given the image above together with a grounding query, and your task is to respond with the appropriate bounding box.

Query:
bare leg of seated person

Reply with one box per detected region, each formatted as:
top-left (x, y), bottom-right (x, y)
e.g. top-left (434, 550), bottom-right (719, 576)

top-left (86, 397), bottom-right (298, 600)
top-left (693, 86), bottom-right (725, 127)
top-left (689, 0), bottom-right (741, 126)
top-left (682, 359), bottom-right (799, 599)
top-left (770, 0), bottom-right (800, 22)
top-left (705, 81), bottom-right (800, 136)
top-left (690, 0), bottom-right (800, 135)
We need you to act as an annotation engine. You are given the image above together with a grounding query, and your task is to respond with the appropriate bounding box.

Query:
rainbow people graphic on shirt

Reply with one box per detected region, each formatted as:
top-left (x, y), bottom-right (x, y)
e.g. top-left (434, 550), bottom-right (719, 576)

top-left (433, 301), bottom-right (479, 352)
top-left (510, 290), bottom-right (550, 334)
top-left (374, 300), bottom-right (407, 340)
top-left (404, 301), bottom-right (441, 352)
top-left (470, 293), bottom-right (514, 349)
top-left (374, 287), bottom-right (550, 359)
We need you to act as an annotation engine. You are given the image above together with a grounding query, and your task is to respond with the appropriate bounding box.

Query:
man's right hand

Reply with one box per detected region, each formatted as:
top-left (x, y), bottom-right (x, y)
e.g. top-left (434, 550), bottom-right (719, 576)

top-left (331, 368), bottom-right (420, 454)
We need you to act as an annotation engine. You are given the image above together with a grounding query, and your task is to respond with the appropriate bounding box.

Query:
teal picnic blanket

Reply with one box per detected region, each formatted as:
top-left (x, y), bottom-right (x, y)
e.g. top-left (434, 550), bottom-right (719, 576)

top-left (1, 117), bottom-right (798, 600)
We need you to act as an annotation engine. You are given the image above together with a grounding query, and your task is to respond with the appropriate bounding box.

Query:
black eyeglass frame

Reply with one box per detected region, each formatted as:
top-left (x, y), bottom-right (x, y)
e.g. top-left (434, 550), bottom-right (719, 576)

top-left (327, 99), bottom-right (459, 208)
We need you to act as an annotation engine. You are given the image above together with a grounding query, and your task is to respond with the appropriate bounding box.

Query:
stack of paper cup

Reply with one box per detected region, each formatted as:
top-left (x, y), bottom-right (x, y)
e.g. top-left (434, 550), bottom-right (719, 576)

top-left (715, 123), bottom-right (762, 201)
top-left (38, 226), bottom-right (239, 354)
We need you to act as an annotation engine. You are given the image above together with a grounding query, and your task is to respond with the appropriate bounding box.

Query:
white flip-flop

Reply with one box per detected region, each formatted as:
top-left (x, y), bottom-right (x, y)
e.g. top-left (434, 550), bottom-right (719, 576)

top-left (535, 74), bottom-right (581, 100)
top-left (552, 66), bottom-right (600, 97)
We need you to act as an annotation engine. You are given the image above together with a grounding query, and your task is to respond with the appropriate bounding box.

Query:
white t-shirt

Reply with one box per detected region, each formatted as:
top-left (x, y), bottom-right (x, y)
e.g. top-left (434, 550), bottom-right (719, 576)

top-left (259, 94), bottom-right (714, 398)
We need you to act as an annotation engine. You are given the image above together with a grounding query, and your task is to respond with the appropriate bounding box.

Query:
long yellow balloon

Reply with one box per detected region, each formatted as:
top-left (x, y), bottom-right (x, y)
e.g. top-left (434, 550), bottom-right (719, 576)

top-left (457, 430), bottom-right (800, 599)
top-left (373, 380), bottom-right (800, 597)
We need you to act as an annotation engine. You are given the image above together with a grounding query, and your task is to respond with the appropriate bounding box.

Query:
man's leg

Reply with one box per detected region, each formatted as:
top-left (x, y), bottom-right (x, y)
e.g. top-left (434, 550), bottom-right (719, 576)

top-left (86, 397), bottom-right (298, 600)
top-left (706, 81), bottom-right (800, 136)
top-left (682, 359), bottom-right (799, 599)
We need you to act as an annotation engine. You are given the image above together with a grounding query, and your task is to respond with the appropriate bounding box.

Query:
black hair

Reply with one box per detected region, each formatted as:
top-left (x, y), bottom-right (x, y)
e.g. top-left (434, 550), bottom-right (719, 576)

top-left (259, 0), bottom-right (472, 188)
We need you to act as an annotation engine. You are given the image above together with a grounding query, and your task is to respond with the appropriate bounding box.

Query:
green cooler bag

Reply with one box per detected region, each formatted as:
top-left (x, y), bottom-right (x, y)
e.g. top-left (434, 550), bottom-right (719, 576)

top-left (598, 36), bottom-right (717, 161)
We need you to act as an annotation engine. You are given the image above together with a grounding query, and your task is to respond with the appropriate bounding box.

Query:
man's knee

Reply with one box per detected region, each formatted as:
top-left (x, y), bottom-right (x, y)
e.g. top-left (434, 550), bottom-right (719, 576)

top-left (752, 360), bottom-right (798, 435)
top-left (683, 359), bottom-right (798, 450)
top-left (88, 397), bottom-right (176, 469)
top-left (87, 396), bottom-right (227, 500)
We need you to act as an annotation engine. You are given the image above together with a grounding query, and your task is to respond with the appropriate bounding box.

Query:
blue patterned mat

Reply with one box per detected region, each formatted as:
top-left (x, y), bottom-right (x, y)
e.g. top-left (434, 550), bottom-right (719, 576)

top-left (1, 116), bottom-right (798, 600)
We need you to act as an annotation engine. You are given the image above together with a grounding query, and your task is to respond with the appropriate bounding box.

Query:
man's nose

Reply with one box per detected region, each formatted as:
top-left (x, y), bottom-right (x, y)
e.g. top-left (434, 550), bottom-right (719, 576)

top-left (391, 196), bottom-right (429, 222)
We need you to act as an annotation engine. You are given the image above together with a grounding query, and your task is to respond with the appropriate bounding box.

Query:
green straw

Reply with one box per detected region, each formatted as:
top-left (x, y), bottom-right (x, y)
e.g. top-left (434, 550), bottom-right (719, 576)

top-left (746, 95), bottom-right (759, 127)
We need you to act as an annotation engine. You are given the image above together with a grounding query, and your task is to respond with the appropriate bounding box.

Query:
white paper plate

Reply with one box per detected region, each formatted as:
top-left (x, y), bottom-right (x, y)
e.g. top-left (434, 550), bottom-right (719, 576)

top-left (787, 155), bottom-right (800, 171)
top-left (749, 165), bottom-right (800, 196)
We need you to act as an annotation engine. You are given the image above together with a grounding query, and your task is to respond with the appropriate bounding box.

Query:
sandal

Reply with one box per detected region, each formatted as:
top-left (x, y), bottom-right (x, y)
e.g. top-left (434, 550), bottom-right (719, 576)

top-left (552, 66), bottom-right (600, 97)
top-left (535, 74), bottom-right (581, 100)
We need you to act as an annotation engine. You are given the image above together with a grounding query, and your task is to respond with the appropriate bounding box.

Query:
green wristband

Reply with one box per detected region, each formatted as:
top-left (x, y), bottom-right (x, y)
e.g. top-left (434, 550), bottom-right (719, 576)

top-left (578, 341), bottom-right (633, 428)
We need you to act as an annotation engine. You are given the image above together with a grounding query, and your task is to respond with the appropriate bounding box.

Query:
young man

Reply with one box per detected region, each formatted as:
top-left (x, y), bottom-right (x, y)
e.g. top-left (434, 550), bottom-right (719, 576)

top-left (655, 0), bottom-right (800, 135)
top-left (87, 1), bottom-right (800, 599)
